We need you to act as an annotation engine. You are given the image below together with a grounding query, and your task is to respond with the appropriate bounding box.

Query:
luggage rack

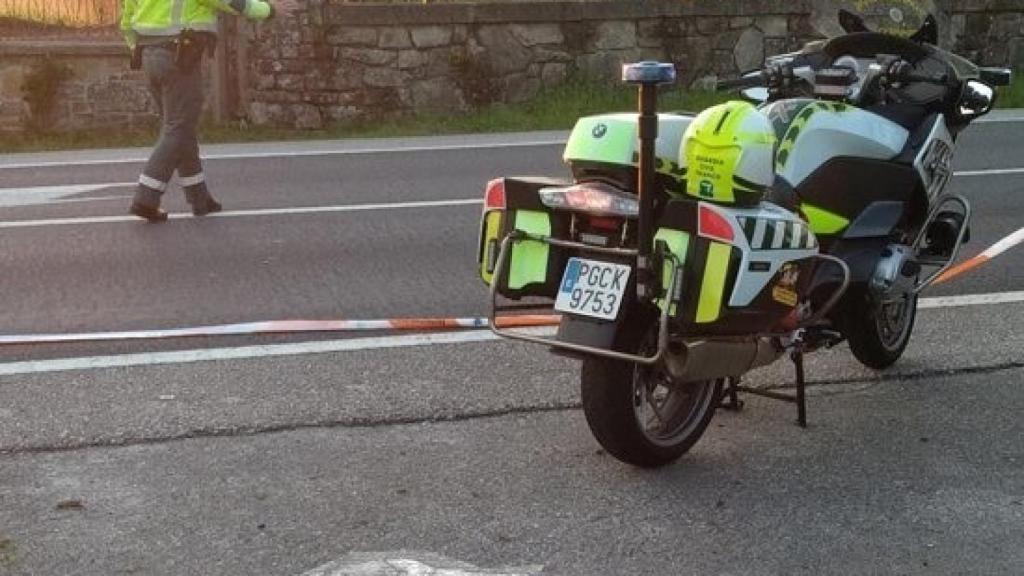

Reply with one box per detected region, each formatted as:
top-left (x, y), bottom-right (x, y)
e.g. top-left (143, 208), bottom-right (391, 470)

top-left (488, 230), bottom-right (684, 366)
top-left (912, 193), bottom-right (971, 293)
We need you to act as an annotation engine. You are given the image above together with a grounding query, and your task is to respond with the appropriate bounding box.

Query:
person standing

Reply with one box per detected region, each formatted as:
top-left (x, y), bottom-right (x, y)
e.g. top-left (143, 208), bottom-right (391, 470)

top-left (121, 0), bottom-right (278, 222)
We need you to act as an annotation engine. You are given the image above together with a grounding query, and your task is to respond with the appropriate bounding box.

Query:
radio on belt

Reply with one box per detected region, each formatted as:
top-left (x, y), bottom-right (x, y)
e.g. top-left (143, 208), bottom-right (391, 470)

top-left (814, 67), bottom-right (857, 100)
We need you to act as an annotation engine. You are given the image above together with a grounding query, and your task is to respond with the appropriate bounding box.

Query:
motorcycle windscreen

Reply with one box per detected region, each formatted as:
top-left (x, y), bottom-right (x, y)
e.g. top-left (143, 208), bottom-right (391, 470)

top-left (811, 1), bottom-right (938, 40)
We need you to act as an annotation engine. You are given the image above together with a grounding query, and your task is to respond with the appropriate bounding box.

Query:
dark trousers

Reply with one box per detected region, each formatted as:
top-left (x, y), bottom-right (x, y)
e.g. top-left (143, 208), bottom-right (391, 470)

top-left (134, 44), bottom-right (209, 207)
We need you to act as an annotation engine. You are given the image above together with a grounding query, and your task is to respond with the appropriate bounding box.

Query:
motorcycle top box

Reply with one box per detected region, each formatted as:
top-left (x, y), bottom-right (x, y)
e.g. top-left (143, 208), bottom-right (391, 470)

top-left (562, 112), bottom-right (692, 194)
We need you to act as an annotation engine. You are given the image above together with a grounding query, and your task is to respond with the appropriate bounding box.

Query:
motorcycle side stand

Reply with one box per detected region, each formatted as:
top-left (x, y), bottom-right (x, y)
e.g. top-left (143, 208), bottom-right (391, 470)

top-left (720, 348), bottom-right (809, 428)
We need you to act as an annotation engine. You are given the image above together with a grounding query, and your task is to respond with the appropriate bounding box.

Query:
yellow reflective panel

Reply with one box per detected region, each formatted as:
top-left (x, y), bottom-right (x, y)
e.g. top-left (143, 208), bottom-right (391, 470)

top-left (480, 210), bottom-right (503, 285)
top-left (654, 228), bottom-right (690, 314)
top-left (508, 210), bottom-right (551, 290)
top-left (801, 203), bottom-right (850, 235)
top-left (696, 242), bottom-right (731, 323)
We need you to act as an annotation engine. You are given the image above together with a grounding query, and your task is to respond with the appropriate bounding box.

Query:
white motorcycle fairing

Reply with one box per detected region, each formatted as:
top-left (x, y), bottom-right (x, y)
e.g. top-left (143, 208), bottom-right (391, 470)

top-left (766, 100), bottom-right (910, 187)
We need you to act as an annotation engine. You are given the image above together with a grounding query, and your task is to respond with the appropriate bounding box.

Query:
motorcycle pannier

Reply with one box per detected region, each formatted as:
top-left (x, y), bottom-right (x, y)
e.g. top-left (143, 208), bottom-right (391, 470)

top-left (479, 177), bottom-right (570, 300)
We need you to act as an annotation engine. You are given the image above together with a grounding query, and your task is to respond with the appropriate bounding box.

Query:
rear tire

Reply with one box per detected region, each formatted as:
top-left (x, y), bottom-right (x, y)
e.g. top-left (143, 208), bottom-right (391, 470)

top-left (845, 291), bottom-right (918, 370)
top-left (580, 353), bottom-right (721, 468)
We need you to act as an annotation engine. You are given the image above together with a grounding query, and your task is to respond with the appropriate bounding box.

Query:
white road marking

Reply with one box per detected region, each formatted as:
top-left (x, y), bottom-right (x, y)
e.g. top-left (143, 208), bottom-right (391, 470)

top-left (0, 139), bottom-right (567, 170)
top-left (976, 116), bottom-right (1024, 124)
top-left (953, 167), bottom-right (1024, 177)
top-left (918, 290), bottom-right (1024, 309)
top-left (38, 194), bottom-right (133, 205)
top-left (1, 291), bottom-right (1023, 376)
top-left (0, 198), bottom-right (483, 229)
top-left (299, 552), bottom-right (542, 576)
top-left (0, 182), bottom-right (132, 207)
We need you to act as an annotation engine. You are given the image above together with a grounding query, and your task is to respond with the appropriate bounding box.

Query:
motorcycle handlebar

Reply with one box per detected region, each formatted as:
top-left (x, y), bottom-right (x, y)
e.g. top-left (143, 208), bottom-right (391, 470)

top-left (887, 59), bottom-right (949, 86)
top-left (715, 73), bottom-right (766, 91)
top-left (899, 71), bottom-right (950, 85)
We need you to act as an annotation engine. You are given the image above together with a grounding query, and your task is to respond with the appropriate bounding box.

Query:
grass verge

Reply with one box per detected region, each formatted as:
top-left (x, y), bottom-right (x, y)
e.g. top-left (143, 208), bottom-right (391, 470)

top-left (1, 73), bottom-right (1022, 154)
top-left (996, 72), bottom-right (1024, 108)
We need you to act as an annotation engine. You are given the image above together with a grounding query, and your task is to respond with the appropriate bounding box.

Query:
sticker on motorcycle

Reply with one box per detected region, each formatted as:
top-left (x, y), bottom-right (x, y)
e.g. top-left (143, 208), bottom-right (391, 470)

top-left (772, 263), bottom-right (800, 307)
top-left (554, 258), bottom-right (631, 321)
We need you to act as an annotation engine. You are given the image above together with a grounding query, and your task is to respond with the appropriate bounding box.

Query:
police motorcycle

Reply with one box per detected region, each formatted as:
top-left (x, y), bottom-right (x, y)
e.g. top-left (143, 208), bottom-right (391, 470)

top-left (476, 10), bottom-right (1011, 467)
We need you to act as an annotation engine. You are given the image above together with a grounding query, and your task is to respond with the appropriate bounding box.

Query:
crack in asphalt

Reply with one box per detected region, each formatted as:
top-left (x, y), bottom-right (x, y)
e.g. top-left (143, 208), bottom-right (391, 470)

top-left (1, 361), bottom-right (1021, 457)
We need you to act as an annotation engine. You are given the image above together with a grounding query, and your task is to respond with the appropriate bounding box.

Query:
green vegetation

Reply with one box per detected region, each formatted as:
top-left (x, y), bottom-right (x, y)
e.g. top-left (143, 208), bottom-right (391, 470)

top-left (20, 56), bottom-right (73, 132)
top-left (1, 72), bottom-right (1023, 154)
top-left (0, 535), bottom-right (16, 567)
top-left (996, 71), bottom-right (1024, 108)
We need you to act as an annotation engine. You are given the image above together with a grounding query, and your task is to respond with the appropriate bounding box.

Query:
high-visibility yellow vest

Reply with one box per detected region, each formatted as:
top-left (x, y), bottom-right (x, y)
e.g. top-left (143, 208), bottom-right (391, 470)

top-left (121, 0), bottom-right (273, 46)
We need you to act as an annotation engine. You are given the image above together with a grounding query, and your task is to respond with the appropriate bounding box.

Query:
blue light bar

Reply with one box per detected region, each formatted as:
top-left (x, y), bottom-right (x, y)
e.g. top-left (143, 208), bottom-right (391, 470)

top-left (622, 61), bottom-right (677, 86)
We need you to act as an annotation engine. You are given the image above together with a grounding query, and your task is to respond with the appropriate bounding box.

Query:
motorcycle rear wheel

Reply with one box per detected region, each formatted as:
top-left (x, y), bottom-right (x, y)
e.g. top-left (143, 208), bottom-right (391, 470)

top-left (581, 352), bottom-right (721, 468)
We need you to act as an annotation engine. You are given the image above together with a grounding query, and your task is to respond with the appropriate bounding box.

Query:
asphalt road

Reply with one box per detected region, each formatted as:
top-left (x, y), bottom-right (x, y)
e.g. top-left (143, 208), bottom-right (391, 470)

top-left (0, 116), bottom-right (1022, 575)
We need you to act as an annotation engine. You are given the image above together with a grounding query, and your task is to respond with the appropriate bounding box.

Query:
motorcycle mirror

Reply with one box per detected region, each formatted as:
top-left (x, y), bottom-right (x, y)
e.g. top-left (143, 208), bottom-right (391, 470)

top-left (958, 80), bottom-right (996, 120)
top-left (908, 14), bottom-right (938, 45)
top-left (741, 86), bottom-right (769, 104)
top-left (838, 9), bottom-right (870, 34)
top-left (979, 67), bottom-right (1012, 87)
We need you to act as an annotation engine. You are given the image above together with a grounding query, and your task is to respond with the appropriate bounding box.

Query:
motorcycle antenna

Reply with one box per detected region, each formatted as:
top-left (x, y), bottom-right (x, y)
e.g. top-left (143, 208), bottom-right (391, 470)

top-left (622, 61), bottom-right (676, 302)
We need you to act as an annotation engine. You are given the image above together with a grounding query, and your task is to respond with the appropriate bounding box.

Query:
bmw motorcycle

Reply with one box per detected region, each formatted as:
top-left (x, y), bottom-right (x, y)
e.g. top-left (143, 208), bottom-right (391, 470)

top-left (476, 10), bottom-right (1011, 467)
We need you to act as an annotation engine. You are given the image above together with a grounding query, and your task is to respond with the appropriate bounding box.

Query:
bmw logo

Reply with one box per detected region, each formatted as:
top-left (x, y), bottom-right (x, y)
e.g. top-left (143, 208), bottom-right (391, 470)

top-left (592, 123), bottom-right (607, 138)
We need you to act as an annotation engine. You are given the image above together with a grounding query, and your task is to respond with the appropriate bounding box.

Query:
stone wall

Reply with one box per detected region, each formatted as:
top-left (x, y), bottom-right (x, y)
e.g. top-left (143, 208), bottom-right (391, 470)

top-left (0, 40), bottom-right (156, 133)
top-left (246, 0), bottom-right (819, 128)
top-left (949, 1), bottom-right (1024, 69)
top-left (2, 0), bottom-right (1024, 133)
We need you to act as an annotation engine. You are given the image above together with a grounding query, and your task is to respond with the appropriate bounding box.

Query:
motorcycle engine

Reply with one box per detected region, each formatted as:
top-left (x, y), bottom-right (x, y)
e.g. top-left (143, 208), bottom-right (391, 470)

top-left (869, 244), bottom-right (919, 298)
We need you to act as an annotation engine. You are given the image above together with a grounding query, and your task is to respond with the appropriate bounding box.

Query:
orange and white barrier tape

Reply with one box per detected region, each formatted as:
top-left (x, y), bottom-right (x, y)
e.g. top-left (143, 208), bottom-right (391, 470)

top-left (934, 227), bottom-right (1024, 285)
top-left (0, 315), bottom-right (562, 346)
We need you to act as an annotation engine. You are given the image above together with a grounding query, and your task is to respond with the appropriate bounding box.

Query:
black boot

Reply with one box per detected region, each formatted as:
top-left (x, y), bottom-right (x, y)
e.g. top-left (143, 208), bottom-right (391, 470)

top-left (130, 183), bottom-right (168, 223)
top-left (185, 184), bottom-right (223, 217)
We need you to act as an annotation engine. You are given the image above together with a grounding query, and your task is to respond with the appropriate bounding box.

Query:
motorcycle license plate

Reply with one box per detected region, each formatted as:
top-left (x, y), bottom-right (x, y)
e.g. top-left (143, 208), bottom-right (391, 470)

top-left (554, 258), bottom-right (631, 321)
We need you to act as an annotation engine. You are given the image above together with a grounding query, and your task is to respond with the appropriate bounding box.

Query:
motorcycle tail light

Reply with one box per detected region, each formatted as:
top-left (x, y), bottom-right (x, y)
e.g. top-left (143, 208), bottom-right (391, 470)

top-left (698, 203), bottom-right (735, 243)
top-left (539, 182), bottom-right (639, 218)
top-left (484, 178), bottom-right (506, 210)
top-left (588, 216), bottom-right (622, 232)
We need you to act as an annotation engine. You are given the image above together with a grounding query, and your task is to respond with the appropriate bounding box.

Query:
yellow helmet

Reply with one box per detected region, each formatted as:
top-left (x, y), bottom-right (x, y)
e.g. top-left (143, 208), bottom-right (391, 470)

top-left (682, 101), bottom-right (776, 207)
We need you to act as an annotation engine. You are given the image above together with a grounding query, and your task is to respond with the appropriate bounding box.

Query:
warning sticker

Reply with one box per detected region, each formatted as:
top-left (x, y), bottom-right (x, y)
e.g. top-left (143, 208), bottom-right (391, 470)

top-left (772, 263), bottom-right (800, 307)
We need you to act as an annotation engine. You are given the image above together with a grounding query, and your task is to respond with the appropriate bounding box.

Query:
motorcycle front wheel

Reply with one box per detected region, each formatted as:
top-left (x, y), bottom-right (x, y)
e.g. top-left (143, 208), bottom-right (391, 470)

top-left (581, 350), bottom-right (721, 468)
top-left (845, 291), bottom-right (919, 370)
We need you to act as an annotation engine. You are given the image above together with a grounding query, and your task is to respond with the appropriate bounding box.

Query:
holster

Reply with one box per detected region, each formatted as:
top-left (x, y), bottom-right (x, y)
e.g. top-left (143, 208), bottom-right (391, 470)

top-left (130, 45), bottom-right (143, 70)
top-left (174, 29), bottom-right (207, 72)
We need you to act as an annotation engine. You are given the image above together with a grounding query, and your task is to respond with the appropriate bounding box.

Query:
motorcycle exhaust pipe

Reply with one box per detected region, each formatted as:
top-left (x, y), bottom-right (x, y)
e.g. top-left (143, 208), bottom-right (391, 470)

top-left (663, 337), bottom-right (783, 383)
